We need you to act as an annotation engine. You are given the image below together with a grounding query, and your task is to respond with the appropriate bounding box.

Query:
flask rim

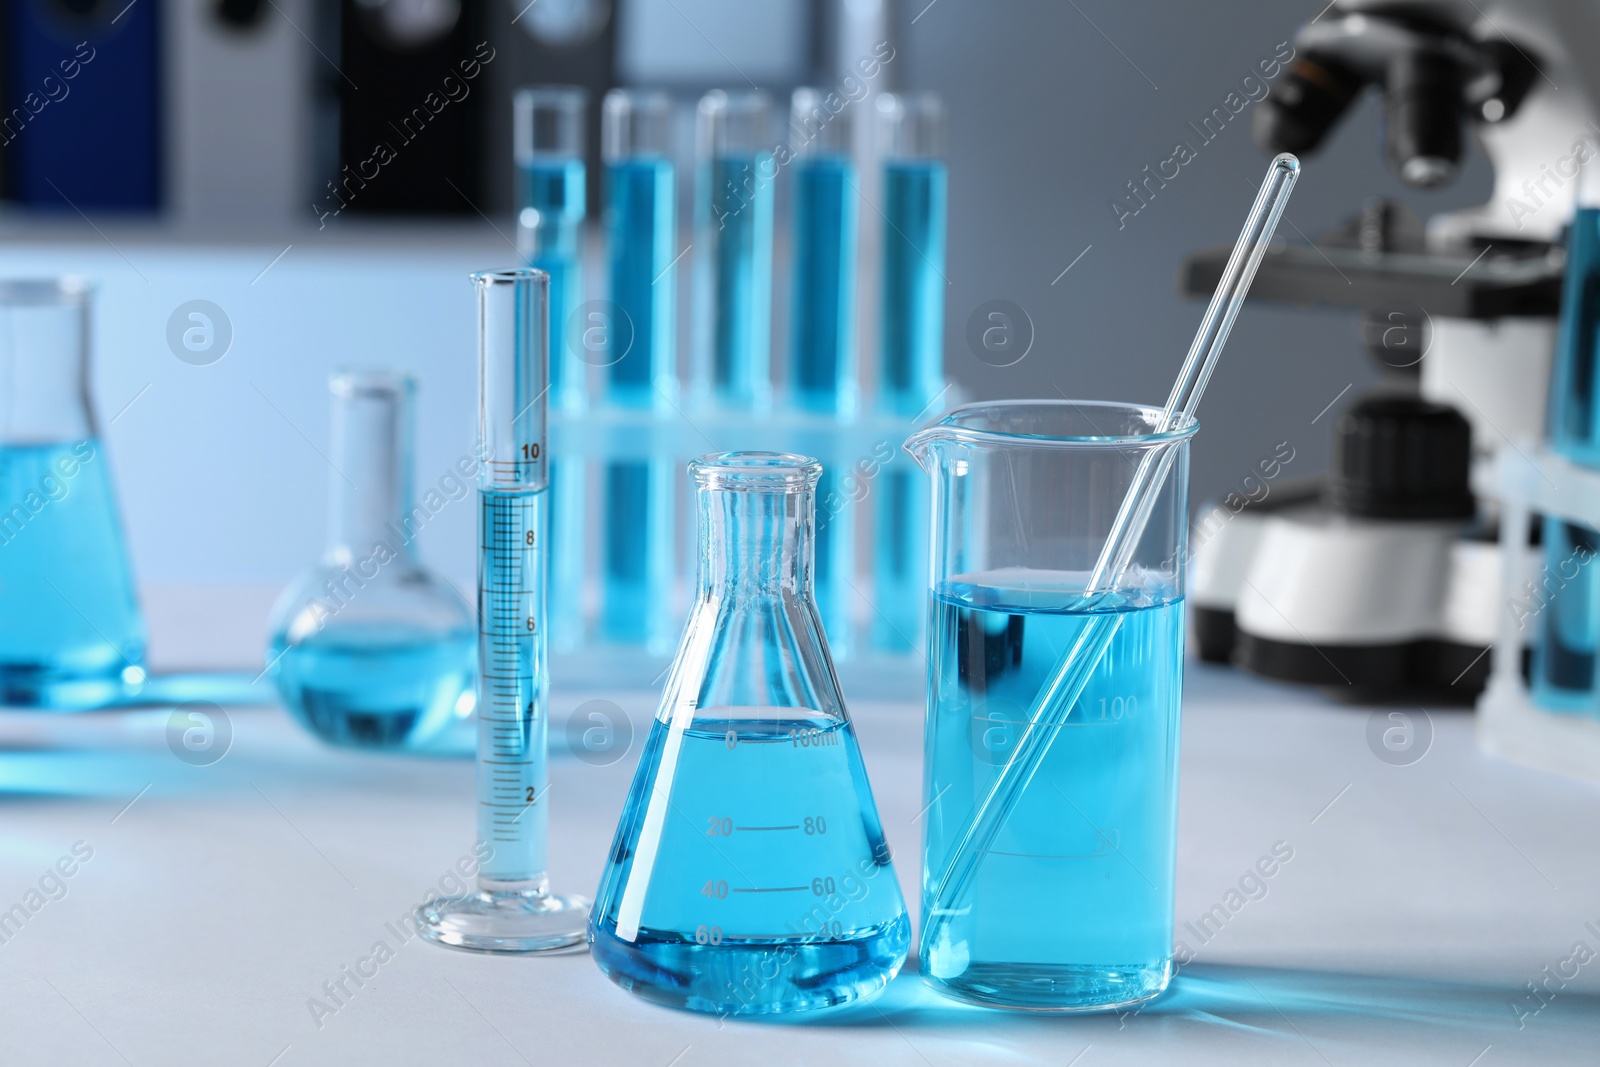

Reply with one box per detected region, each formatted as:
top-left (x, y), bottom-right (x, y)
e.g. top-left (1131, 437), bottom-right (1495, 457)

top-left (0, 276), bottom-right (92, 306)
top-left (690, 451), bottom-right (822, 492)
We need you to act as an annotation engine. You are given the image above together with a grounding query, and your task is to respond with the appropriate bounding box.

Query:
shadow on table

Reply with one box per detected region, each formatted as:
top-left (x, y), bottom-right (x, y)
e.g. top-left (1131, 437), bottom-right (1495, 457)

top-left (796, 961), bottom-right (1597, 1041)
top-left (0, 705), bottom-right (460, 801)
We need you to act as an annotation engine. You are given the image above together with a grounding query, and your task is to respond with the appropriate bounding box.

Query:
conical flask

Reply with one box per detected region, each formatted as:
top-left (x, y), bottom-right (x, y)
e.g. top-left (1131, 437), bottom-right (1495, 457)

top-left (0, 278), bottom-right (145, 708)
top-left (590, 452), bottom-right (910, 1015)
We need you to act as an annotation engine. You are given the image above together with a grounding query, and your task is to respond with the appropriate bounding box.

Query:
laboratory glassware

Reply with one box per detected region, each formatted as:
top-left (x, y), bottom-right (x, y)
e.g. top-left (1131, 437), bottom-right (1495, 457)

top-left (417, 268), bottom-right (589, 952)
top-left (0, 277), bottom-right (146, 709)
top-left (601, 88), bottom-right (677, 650)
top-left (908, 401), bottom-right (1195, 1010)
top-left (694, 90), bottom-right (774, 410)
top-left (515, 86), bottom-right (588, 654)
top-left (266, 371), bottom-right (474, 750)
top-left (910, 155), bottom-right (1298, 1011)
top-left (790, 87), bottom-right (860, 656)
top-left (873, 93), bottom-right (946, 654)
top-left (590, 452), bottom-right (911, 1014)
top-left (1535, 205), bottom-right (1600, 713)
top-left (515, 86), bottom-right (588, 414)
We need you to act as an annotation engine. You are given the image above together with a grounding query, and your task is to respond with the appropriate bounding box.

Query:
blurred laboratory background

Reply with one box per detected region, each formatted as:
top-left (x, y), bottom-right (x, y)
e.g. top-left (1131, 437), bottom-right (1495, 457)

top-left (0, 0), bottom-right (1474, 626)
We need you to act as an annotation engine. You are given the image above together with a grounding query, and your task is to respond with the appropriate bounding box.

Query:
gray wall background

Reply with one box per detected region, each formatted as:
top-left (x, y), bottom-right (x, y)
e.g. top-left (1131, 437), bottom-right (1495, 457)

top-left (899, 0), bottom-right (1494, 506)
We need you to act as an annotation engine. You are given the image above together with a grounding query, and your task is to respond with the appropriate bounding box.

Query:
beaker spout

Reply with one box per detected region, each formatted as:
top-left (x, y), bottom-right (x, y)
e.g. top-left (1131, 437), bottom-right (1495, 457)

top-left (902, 425), bottom-right (951, 474)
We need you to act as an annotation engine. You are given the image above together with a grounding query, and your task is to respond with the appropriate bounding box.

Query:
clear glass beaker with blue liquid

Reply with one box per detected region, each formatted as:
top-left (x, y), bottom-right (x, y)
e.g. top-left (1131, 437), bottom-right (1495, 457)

top-left (906, 400), bottom-right (1194, 1012)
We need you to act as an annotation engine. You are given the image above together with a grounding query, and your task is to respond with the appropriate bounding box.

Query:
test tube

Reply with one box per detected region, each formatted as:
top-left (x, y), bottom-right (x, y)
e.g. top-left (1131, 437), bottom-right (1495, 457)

top-left (694, 90), bottom-right (775, 410)
top-left (515, 86), bottom-right (588, 412)
top-left (873, 92), bottom-right (947, 653)
top-left (790, 88), bottom-right (860, 655)
top-left (516, 87), bottom-right (588, 653)
top-left (601, 89), bottom-right (678, 649)
top-left (1535, 198), bottom-right (1600, 713)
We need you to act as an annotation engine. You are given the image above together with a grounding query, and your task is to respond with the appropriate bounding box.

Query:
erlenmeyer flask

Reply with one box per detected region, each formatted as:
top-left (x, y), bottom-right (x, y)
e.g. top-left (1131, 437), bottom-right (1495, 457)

top-left (0, 278), bottom-right (146, 708)
top-left (266, 371), bottom-right (475, 750)
top-left (590, 452), bottom-right (911, 1015)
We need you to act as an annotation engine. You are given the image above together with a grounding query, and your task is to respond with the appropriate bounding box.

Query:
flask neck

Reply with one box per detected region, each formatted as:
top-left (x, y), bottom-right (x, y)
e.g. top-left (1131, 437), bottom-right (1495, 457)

top-left (698, 483), bottom-right (815, 597)
top-left (329, 374), bottom-right (416, 565)
top-left (0, 285), bottom-right (92, 444)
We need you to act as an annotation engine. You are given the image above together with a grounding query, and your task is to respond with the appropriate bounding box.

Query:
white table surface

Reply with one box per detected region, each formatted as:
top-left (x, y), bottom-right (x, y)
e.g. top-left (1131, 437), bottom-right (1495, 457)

top-left (2, 661), bottom-right (1597, 1066)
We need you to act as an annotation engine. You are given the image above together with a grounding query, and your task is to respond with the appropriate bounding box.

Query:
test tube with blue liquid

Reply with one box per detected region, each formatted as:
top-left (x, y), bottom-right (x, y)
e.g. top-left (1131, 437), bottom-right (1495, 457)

top-left (601, 89), bottom-right (678, 650)
top-left (1536, 201), bottom-right (1600, 714)
top-left (515, 86), bottom-right (587, 652)
top-left (416, 268), bottom-right (588, 952)
top-left (694, 90), bottom-right (774, 410)
top-left (789, 87), bottom-right (860, 654)
top-left (873, 93), bottom-right (947, 653)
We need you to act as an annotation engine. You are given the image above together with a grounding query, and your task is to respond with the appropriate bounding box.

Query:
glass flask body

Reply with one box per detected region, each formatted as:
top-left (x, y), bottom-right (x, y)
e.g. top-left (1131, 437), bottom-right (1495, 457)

top-left (0, 278), bottom-right (145, 708)
top-left (907, 401), bottom-right (1193, 1012)
top-left (590, 452), bottom-right (911, 1015)
top-left (266, 372), bottom-right (474, 750)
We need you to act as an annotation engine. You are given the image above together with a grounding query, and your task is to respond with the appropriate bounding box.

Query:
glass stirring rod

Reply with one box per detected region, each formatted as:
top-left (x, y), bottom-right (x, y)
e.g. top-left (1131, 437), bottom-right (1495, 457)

top-left (920, 153), bottom-right (1300, 949)
top-left (416, 268), bottom-right (590, 953)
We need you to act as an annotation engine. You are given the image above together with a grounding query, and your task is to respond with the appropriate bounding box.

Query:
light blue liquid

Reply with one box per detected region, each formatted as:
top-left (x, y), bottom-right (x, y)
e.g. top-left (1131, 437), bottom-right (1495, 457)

top-left (698, 155), bottom-right (773, 408)
top-left (269, 624), bottom-right (473, 750)
top-left (879, 159), bottom-right (947, 416)
top-left (873, 159), bottom-right (945, 656)
top-left (1550, 207), bottom-right (1600, 466)
top-left (591, 716), bottom-right (911, 1014)
top-left (476, 489), bottom-right (549, 883)
top-left (605, 156), bottom-right (675, 403)
top-left (792, 158), bottom-right (858, 654)
top-left (603, 156), bottom-right (677, 647)
top-left (923, 580), bottom-right (1184, 1010)
top-left (520, 157), bottom-right (586, 409)
top-left (0, 440), bottom-right (145, 708)
top-left (791, 154), bottom-right (858, 415)
top-left (522, 160), bottom-right (588, 651)
top-left (871, 468), bottom-right (926, 653)
top-left (1532, 517), bottom-right (1600, 715)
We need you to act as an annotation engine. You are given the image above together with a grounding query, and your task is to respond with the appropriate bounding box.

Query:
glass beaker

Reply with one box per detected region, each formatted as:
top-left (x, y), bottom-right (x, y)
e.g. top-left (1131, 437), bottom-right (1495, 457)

top-left (906, 400), bottom-right (1194, 1012)
top-left (266, 371), bottom-right (475, 750)
top-left (0, 278), bottom-right (146, 708)
top-left (590, 452), bottom-right (911, 1015)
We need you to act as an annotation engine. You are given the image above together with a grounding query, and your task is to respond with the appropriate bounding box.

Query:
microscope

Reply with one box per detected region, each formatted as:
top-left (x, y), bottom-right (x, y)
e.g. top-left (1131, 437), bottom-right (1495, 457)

top-left (1185, 1), bottom-right (1599, 699)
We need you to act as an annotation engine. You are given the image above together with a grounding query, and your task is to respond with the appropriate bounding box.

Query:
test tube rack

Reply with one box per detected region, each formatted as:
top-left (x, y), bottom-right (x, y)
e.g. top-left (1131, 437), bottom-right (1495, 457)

top-left (546, 399), bottom-right (943, 697)
top-left (1477, 443), bottom-right (1600, 784)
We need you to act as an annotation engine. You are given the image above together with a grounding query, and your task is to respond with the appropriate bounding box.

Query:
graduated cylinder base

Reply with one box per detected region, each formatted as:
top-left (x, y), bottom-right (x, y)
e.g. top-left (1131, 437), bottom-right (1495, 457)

top-left (590, 916), bottom-right (910, 1015)
top-left (922, 958), bottom-right (1171, 1013)
top-left (415, 885), bottom-right (589, 954)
